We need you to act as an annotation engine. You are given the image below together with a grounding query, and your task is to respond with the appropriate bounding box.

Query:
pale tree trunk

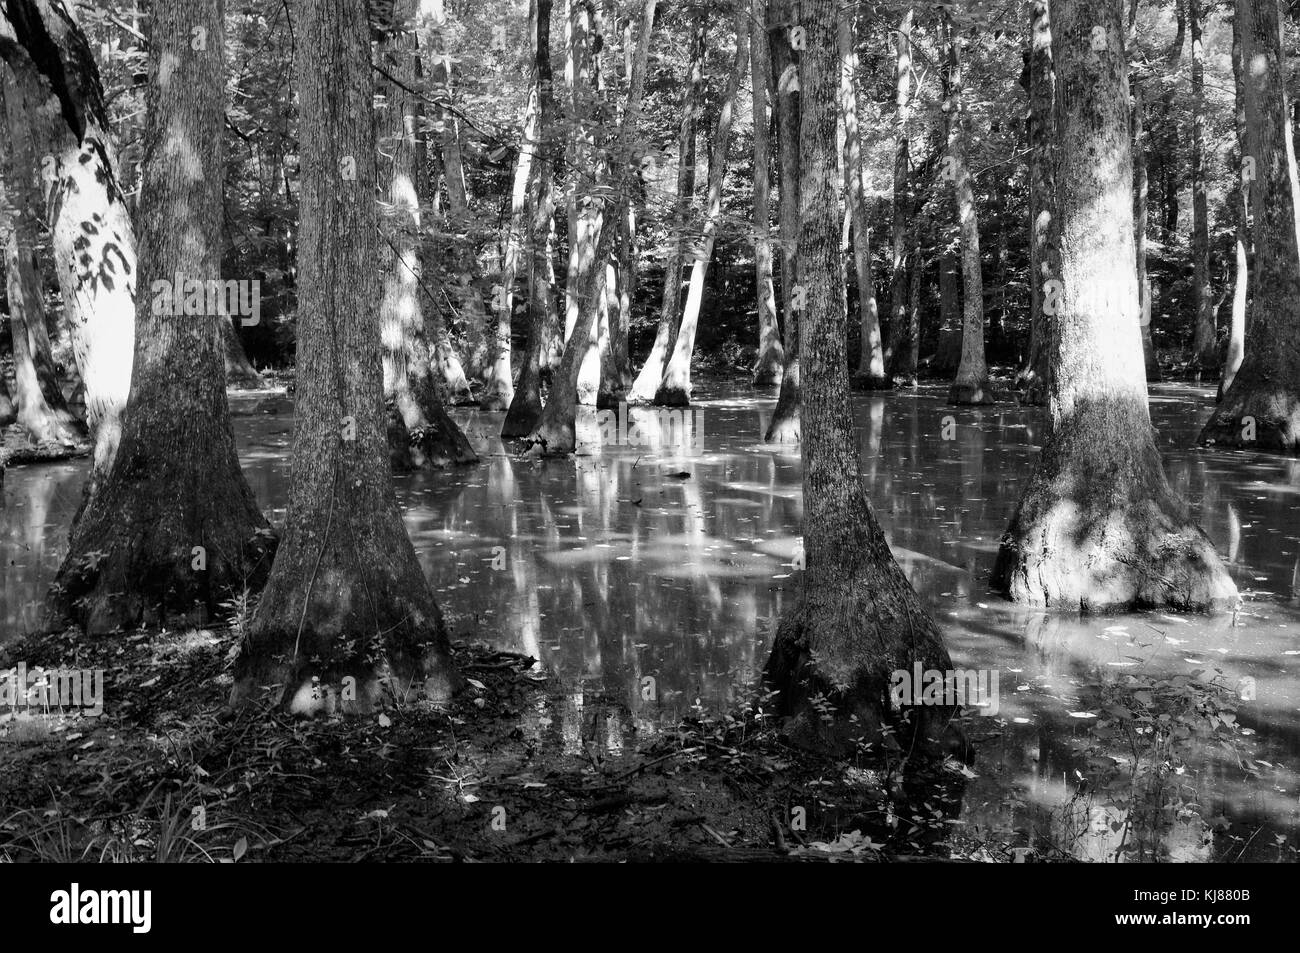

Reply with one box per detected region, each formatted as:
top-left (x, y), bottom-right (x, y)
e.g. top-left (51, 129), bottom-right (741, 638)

top-left (377, 0), bottom-right (476, 467)
top-left (1190, 0), bottom-right (1217, 372)
top-left (841, 8), bottom-right (886, 390)
top-left (481, 4), bottom-right (542, 411)
top-left (503, 0), bottom-right (559, 437)
top-left (750, 0), bottom-right (783, 387)
top-left (1219, 9), bottom-right (1249, 400)
top-left (44, 0), bottom-right (276, 634)
top-left (1020, 0), bottom-right (1055, 405)
top-left (627, 14), bottom-right (703, 404)
top-left (593, 0), bottom-right (624, 408)
top-left (0, 1), bottom-right (137, 490)
top-left (1133, 81), bottom-right (1161, 380)
top-left (884, 6), bottom-right (914, 379)
top-left (994, 0), bottom-right (1236, 611)
top-left (654, 14), bottom-right (749, 406)
top-left (612, 170), bottom-right (638, 390)
top-left (1199, 0), bottom-right (1300, 452)
top-left (942, 12), bottom-right (991, 405)
top-left (522, 0), bottom-right (656, 454)
top-left (1, 74), bottom-right (86, 448)
top-left (764, 0), bottom-right (802, 442)
top-left (234, 0), bottom-right (461, 711)
top-left (764, 0), bottom-right (961, 760)
top-left (3, 228), bottom-right (86, 447)
top-left (560, 0), bottom-right (605, 405)
top-left (427, 0), bottom-right (488, 386)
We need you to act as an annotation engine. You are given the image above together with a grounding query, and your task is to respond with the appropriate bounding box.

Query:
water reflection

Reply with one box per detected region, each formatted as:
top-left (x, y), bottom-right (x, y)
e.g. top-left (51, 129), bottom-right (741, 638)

top-left (2, 381), bottom-right (1298, 860)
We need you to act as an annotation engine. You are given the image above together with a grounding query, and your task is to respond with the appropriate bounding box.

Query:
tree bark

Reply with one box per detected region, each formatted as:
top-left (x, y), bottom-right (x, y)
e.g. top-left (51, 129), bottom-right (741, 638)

top-left (233, 0), bottom-right (461, 711)
top-left (43, 0), bottom-right (276, 634)
top-left (942, 11), bottom-right (992, 405)
top-left (764, 0), bottom-right (961, 760)
top-left (654, 14), bottom-right (749, 406)
top-left (627, 13), bottom-right (703, 404)
top-left (750, 0), bottom-right (784, 387)
top-left (764, 0), bottom-right (802, 442)
top-left (0, 1), bottom-right (136, 489)
top-left (994, 0), bottom-right (1237, 611)
top-left (1198, 0), bottom-right (1300, 453)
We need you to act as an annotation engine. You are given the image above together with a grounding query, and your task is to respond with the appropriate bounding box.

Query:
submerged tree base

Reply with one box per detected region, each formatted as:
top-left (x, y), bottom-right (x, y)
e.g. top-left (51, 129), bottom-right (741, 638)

top-left (995, 407), bottom-right (1239, 611)
top-left (1197, 384), bottom-right (1300, 455)
top-left (948, 380), bottom-right (994, 405)
top-left (852, 370), bottom-right (893, 391)
top-left (652, 385), bottom-right (691, 408)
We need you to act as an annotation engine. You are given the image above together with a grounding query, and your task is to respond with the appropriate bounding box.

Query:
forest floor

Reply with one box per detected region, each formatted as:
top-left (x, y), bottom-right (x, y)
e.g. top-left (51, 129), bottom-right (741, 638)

top-left (0, 619), bottom-right (1013, 863)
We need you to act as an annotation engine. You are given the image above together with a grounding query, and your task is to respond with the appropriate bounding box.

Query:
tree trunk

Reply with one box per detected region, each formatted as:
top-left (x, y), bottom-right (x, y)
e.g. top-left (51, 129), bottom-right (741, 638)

top-left (884, 6), bottom-right (914, 379)
top-left (0, 2), bottom-right (137, 489)
top-left (1133, 80), bottom-right (1161, 381)
top-left (521, 0), bottom-right (656, 454)
top-left (503, 0), bottom-right (559, 437)
top-left (4, 231), bottom-right (87, 447)
top-left (764, 0), bottom-right (802, 442)
top-left (942, 12), bottom-right (992, 405)
top-left (841, 8), bottom-right (886, 390)
top-left (43, 0), bottom-right (276, 634)
top-left (1020, 0), bottom-right (1055, 405)
top-left (481, 5), bottom-right (542, 411)
top-left (764, 0), bottom-right (961, 760)
top-left (1199, 0), bottom-right (1300, 453)
top-left (654, 14), bottom-right (749, 406)
top-left (993, 0), bottom-right (1237, 611)
top-left (377, 0), bottom-right (477, 468)
top-left (1220, 9), bottom-right (1249, 400)
top-left (627, 14), bottom-right (703, 404)
top-left (750, 0), bottom-right (784, 387)
top-left (0, 73), bottom-right (86, 448)
top-left (1189, 0), bottom-right (1217, 373)
top-left (233, 0), bottom-right (461, 711)
top-left (559, 0), bottom-right (606, 406)
top-left (427, 1), bottom-right (488, 387)
top-left (223, 317), bottom-right (265, 388)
